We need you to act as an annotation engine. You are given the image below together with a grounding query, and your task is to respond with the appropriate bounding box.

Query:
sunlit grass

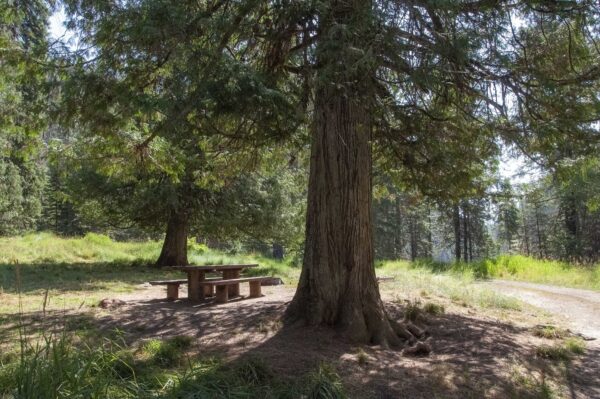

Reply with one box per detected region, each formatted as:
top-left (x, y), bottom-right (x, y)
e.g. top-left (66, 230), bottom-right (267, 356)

top-left (477, 255), bottom-right (600, 291)
top-left (376, 260), bottom-right (522, 310)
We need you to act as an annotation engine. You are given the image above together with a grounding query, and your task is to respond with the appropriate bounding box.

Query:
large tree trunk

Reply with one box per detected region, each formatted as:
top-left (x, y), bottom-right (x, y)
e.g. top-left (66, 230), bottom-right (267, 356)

top-left (285, 0), bottom-right (413, 347)
top-left (155, 210), bottom-right (189, 267)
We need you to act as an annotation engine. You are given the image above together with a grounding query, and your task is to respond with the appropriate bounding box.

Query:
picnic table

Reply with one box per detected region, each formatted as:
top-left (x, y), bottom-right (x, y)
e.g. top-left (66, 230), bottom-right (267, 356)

top-left (167, 264), bottom-right (258, 301)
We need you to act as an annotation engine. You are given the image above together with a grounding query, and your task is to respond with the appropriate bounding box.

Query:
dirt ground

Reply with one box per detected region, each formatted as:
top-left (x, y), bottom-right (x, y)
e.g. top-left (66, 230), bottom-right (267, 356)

top-left (483, 280), bottom-right (600, 341)
top-left (14, 283), bottom-right (589, 399)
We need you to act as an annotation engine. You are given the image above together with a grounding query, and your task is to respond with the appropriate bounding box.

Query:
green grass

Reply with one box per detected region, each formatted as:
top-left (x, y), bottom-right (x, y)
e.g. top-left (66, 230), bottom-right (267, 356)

top-left (532, 325), bottom-right (569, 340)
top-left (0, 327), bottom-right (345, 399)
top-left (0, 234), bottom-right (588, 398)
top-left (535, 338), bottom-right (586, 361)
top-left (377, 255), bottom-right (600, 292)
top-left (466, 255), bottom-right (599, 291)
top-left (377, 260), bottom-right (523, 311)
top-left (0, 233), bottom-right (298, 314)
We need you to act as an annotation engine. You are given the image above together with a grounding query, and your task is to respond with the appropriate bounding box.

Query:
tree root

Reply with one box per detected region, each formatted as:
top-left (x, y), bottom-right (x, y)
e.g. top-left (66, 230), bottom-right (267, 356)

top-left (402, 337), bottom-right (433, 357)
top-left (389, 317), bottom-right (431, 355)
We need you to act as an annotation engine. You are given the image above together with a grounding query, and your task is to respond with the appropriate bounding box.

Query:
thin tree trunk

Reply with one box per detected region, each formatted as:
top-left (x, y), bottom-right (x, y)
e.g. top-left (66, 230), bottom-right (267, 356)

top-left (427, 207), bottom-right (433, 258)
top-left (286, 0), bottom-right (412, 347)
top-left (535, 205), bottom-right (544, 258)
top-left (453, 205), bottom-right (461, 261)
top-left (410, 215), bottom-right (418, 262)
top-left (521, 201), bottom-right (530, 256)
top-left (463, 206), bottom-right (469, 262)
top-left (563, 195), bottom-right (579, 260)
top-left (155, 210), bottom-right (189, 267)
top-left (468, 215), bottom-right (473, 262)
top-left (394, 196), bottom-right (403, 258)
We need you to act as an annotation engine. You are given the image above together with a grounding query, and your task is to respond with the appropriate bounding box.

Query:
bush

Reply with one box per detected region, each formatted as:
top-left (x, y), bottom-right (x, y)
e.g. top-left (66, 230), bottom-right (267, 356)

top-left (423, 302), bottom-right (445, 315)
top-left (532, 325), bottom-right (568, 339)
top-left (83, 232), bottom-right (113, 245)
top-left (536, 338), bottom-right (586, 361)
top-left (187, 238), bottom-right (208, 254)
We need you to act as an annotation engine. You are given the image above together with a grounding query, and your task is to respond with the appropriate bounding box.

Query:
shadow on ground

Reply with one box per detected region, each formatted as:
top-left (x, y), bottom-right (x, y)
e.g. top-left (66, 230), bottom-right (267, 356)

top-left (3, 290), bottom-right (599, 399)
top-left (0, 287), bottom-right (600, 398)
top-left (0, 262), bottom-right (181, 293)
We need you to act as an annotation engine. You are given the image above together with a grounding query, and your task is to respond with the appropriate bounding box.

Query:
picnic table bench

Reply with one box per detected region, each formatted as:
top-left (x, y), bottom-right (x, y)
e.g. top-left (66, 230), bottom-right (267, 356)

top-left (199, 276), bottom-right (270, 303)
top-left (150, 264), bottom-right (271, 303)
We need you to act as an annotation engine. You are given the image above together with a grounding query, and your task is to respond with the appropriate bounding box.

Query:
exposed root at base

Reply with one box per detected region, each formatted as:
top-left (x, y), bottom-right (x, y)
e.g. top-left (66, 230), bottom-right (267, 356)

top-left (402, 337), bottom-right (433, 356)
top-left (388, 317), bottom-right (431, 355)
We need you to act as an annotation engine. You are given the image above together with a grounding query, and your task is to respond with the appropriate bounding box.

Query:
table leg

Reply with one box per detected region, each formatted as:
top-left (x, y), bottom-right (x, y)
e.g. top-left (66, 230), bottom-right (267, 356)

top-left (188, 270), bottom-right (204, 301)
top-left (223, 269), bottom-right (240, 296)
top-left (203, 272), bottom-right (214, 297)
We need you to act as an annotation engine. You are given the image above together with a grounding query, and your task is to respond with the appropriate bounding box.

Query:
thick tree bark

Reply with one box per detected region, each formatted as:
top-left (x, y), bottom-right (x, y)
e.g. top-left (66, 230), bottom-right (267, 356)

top-left (285, 1), bottom-right (415, 347)
top-left (286, 89), bottom-right (408, 345)
top-left (155, 210), bottom-right (189, 267)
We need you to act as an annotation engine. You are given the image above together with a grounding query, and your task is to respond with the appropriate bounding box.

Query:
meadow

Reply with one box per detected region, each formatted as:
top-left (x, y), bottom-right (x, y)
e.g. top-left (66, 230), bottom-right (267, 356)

top-left (0, 234), bottom-right (596, 398)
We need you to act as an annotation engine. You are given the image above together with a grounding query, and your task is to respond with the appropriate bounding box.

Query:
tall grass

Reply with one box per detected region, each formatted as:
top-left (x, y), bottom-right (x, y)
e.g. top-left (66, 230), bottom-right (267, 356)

top-left (0, 329), bottom-right (345, 399)
top-left (477, 255), bottom-right (600, 290)
top-left (377, 255), bottom-right (600, 292)
top-left (377, 260), bottom-right (522, 310)
top-left (0, 232), bottom-right (161, 265)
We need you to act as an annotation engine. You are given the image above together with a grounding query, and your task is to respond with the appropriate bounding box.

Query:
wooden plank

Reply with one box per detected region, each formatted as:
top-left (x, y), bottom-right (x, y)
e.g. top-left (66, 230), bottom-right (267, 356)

top-left (198, 276), bottom-right (271, 286)
top-left (166, 264), bottom-right (259, 272)
top-left (149, 279), bottom-right (187, 285)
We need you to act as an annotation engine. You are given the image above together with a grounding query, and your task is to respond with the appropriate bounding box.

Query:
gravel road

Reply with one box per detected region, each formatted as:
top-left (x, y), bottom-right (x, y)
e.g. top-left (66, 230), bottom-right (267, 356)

top-left (483, 280), bottom-right (600, 342)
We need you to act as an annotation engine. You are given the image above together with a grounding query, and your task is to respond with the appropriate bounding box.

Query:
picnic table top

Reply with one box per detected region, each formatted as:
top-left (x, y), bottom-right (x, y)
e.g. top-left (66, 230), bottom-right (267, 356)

top-left (166, 264), bottom-right (259, 272)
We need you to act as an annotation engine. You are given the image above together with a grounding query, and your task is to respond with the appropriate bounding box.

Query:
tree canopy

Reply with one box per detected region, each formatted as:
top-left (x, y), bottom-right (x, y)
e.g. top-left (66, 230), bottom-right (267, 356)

top-left (35, 0), bottom-right (600, 345)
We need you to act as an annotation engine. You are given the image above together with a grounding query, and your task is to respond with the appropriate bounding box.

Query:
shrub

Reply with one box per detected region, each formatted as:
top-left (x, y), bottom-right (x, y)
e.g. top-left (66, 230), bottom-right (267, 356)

top-left (403, 299), bottom-right (422, 322)
top-left (83, 232), bottom-right (113, 245)
top-left (423, 302), bottom-right (445, 315)
top-left (536, 338), bottom-right (585, 361)
top-left (532, 325), bottom-right (567, 339)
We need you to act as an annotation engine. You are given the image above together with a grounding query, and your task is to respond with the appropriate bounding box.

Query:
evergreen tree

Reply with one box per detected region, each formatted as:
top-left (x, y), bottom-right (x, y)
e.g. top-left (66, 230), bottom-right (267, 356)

top-left (58, 0), bottom-right (600, 345)
top-left (0, 1), bottom-right (50, 235)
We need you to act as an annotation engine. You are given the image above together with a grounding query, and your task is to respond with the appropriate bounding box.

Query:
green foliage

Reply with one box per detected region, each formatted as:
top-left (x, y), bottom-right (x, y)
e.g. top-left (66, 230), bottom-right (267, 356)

top-left (478, 255), bottom-right (600, 291)
top-left (532, 326), bottom-right (568, 340)
top-left (402, 299), bottom-right (423, 322)
top-left (536, 338), bottom-right (586, 361)
top-left (378, 259), bottom-right (523, 310)
top-left (1, 324), bottom-right (346, 399)
top-left (304, 363), bottom-right (345, 399)
top-left (187, 238), bottom-right (208, 255)
top-left (0, 332), bottom-right (145, 398)
top-left (0, 1), bottom-right (48, 236)
top-left (143, 337), bottom-right (191, 368)
top-left (422, 302), bottom-right (445, 316)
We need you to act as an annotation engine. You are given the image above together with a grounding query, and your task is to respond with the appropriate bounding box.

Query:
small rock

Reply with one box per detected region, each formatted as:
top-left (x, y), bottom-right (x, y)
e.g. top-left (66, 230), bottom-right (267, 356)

top-left (99, 298), bottom-right (126, 309)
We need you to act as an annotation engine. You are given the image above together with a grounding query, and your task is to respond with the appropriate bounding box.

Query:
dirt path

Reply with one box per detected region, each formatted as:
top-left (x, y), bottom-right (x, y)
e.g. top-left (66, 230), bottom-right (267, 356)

top-left (483, 280), bottom-right (600, 342)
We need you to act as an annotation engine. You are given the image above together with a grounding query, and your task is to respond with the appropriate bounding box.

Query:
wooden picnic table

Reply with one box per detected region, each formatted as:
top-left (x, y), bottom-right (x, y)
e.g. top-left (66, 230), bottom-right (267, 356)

top-left (167, 264), bottom-right (258, 301)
